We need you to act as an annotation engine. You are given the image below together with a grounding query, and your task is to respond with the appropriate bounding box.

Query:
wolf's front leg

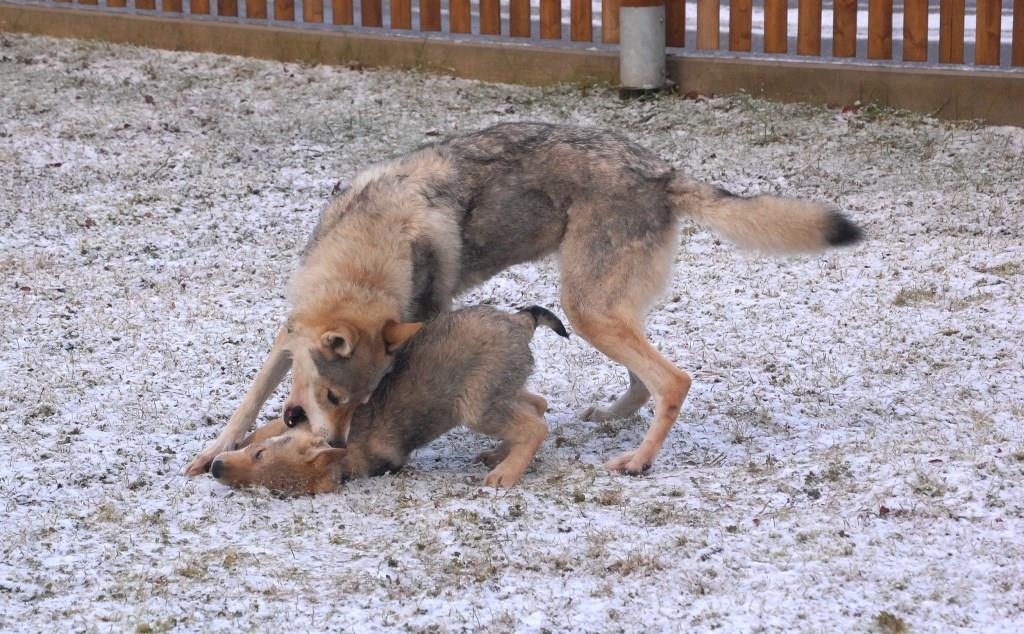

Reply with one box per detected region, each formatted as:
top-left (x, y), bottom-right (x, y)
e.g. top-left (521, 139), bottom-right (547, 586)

top-left (185, 327), bottom-right (291, 476)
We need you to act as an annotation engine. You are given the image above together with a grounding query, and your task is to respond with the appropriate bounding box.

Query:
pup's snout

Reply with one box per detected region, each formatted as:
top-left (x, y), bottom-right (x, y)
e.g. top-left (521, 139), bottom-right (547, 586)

top-left (210, 459), bottom-right (225, 479)
top-left (328, 439), bottom-right (347, 449)
top-left (283, 406), bottom-right (307, 427)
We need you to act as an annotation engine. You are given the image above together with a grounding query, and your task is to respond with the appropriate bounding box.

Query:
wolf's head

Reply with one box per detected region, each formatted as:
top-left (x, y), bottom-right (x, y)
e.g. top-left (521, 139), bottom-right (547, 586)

top-left (281, 304), bottom-right (422, 449)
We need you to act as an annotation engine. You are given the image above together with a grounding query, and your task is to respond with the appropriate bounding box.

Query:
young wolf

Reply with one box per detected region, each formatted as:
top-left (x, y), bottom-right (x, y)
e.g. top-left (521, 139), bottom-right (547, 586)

top-left (208, 305), bottom-right (569, 493)
top-left (187, 122), bottom-right (862, 477)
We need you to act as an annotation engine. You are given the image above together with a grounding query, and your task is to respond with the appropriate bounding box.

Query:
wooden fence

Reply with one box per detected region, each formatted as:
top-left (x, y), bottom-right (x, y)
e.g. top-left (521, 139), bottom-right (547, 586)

top-left (2, 0), bottom-right (1023, 124)
top-left (28, 0), bottom-right (1024, 67)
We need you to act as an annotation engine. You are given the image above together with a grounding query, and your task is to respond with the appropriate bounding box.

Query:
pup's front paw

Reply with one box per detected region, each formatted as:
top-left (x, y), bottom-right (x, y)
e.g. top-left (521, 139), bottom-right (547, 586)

top-left (185, 441), bottom-right (232, 477)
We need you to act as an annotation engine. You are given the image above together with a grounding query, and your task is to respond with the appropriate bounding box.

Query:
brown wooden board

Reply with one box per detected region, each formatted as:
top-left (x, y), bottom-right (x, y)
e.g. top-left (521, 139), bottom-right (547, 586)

top-left (665, 0), bottom-right (684, 47)
top-left (902, 0), bottom-right (927, 61)
top-left (867, 0), bottom-right (892, 59)
top-left (939, 0), bottom-right (965, 63)
top-left (764, 0), bottom-right (787, 53)
top-left (191, 0), bottom-right (210, 14)
top-left (833, 0), bottom-right (857, 57)
top-left (389, 0), bottom-right (409, 28)
top-left (975, 0), bottom-right (1002, 64)
top-left (136, 0), bottom-right (156, 9)
top-left (480, 0), bottom-right (500, 34)
top-left (729, 0), bottom-right (751, 51)
top-left (361, 0), bottom-right (381, 26)
top-left (304, 0), bottom-right (323, 22)
top-left (274, 0), bottom-right (294, 20)
top-left (571, 0), bottom-right (592, 41)
top-left (602, 0), bottom-right (620, 43)
top-left (511, 0), bottom-right (531, 37)
top-left (219, 0), bottom-right (238, 17)
top-left (247, 0), bottom-right (268, 18)
top-left (540, 0), bottom-right (561, 39)
top-left (797, 0), bottom-right (821, 55)
top-left (1015, 0), bottom-right (1024, 66)
top-left (420, 0), bottom-right (440, 31)
top-left (450, 0), bottom-right (471, 33)
top-left (697, 0), bottom-right (719, 49)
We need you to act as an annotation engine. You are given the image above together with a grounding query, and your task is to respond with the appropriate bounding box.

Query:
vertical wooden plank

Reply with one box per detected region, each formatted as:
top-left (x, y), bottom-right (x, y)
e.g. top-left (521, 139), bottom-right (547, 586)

top-left (729, 0), bottom-right (751, 50)
top-left (333, 0), bottom-right (353, 23)
top-left (79, 0), bottom-right (98, 5)
top-left (511, 0), bottom-right (531, 36)
top-left (136, 0), bottom-right (156, 9)
top-left (219, 0), bottom-right (239, 16)
top-left (420, 0), bottom-right (441, 30)
top-left (390, 0), bottom-right (410, 27)
top-left (764, 0), bottom-right (788, 52)
top-left (697, 0), bottom-right (720, 49)
top-left (480, 0), bottom-right (501, 34)
top-left (902, 0), bottom-right (927, 60)
top-left (666, 0), bottom-right (685, 46)
top-left (275, 0), bottom-right (295, 20)
top-left (1015, 0), bottom-right (1024, 66)
top-left (450, 0), bottom-right (471, 32)
top-left (190, 0), bottom-right (210, 13)
top-left (797, 0), bottom-right (821, 55)
top-left (304, 0), bottom-right (324, 21)
top-left (247, 0), bottom-right (268, 18)
top-left (602, 0), bottom-right (621, 43)
top-left (163, 0), bottom-right (183, 11)
top-left (867, 0), bottom-right (892, 58)
top-left (975, 0), bottom-right (1002, 64)
top-left (541, 0), bottom-right (562, 39)
top-left (361, 0), bottom-right (381, 26)
top-left (833, 0), bottom-right (857, 57)
top-left (107, 0), bottom-right (127, 7)
top-left (939, 0), bottom-right (965, 63)
top-left (572, 0), bottom-right (593, 41)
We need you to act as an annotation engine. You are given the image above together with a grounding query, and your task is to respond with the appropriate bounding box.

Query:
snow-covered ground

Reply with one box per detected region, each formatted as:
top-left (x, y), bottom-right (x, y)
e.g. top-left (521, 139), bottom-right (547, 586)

top-left (1, 32), bottom-right (1023, 632)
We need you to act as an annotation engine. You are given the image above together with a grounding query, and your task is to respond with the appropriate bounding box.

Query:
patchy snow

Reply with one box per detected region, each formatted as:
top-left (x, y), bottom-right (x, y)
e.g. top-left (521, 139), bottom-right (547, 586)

top-left (1, 32), bottom-right (1023, 632)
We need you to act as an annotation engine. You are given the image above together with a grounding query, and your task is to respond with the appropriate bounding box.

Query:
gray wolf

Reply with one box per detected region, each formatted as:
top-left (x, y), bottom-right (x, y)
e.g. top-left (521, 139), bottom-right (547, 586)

top-left (186, 122), bottom-right (861, 477)
top-left (208, 305), bottom-right (568, 492)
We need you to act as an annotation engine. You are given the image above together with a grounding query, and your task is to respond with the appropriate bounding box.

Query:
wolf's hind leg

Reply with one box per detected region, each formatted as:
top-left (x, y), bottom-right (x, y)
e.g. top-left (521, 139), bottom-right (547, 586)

top-left (578, 370), bottom-right (650, 422)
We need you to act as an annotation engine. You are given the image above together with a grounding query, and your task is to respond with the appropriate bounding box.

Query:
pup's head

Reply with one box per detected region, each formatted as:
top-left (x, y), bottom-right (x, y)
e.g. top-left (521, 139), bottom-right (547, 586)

top-left (282, 314), bottom-right (422, 448)
top-left (210, 428), bottom-right (346, 495)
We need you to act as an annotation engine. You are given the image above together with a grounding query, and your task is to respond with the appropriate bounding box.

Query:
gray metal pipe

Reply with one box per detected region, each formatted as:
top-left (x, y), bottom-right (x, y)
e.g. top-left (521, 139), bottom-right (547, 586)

top-left (619, 1), bottom-right (666, 90)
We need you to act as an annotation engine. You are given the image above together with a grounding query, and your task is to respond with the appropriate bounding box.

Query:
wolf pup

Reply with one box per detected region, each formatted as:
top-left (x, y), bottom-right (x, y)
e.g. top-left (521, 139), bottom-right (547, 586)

top-left (187, 122), bottom-right (862, 477)
top-left (208, 305), bottom-right (569, 492)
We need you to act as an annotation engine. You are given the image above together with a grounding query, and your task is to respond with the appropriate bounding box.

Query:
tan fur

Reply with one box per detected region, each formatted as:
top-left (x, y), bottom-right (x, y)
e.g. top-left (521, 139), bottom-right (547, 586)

top-left (670, 176), bottom-right (838, 253)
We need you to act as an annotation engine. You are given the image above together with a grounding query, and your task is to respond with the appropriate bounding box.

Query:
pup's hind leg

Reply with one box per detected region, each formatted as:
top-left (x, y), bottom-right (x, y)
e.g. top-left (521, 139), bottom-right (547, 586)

top-left (519, 390), bottom-right (548, 416)
top-left (474, 391), bottom-right (546, 468)
top-left (473, 401), bottom-right (549, 488)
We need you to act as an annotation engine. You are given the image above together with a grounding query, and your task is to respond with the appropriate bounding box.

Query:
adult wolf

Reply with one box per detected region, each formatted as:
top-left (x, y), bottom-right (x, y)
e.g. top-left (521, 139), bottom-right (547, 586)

top-left (186, 122), bottom-right (861, 477)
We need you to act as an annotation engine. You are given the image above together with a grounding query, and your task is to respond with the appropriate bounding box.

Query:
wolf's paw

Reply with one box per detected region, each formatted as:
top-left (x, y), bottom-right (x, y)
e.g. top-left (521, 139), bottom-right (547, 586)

top-left (483, 462), bottom-right (525, 488)
top-left (577, 404), bottom-right (616, 422)
top-left (185, 441), bottom-right (233, 477)
top-left (473, 444), bottom-right (511, 469)
top-left (605, 450), bottom-right (653, 476)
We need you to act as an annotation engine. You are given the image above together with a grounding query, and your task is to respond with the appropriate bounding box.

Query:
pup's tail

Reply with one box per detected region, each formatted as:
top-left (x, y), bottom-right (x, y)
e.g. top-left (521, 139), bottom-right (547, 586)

top-left (517, 306), bottom-right (570, 338)
top-left (669, 175), bottom-right (862, 253)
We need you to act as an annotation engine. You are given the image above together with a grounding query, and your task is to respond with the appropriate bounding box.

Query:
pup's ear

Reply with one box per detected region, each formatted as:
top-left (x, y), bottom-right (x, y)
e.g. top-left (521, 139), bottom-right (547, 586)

top-left (382, 320), bottom-right (423, 353)
top-left (321, 330), bottom-right (355, 358)
top-left (307, 445), bottom-right (347, 467)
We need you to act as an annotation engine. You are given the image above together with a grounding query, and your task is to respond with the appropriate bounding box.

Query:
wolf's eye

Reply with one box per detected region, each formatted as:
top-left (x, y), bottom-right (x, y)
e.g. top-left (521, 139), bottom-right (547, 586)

top-left (254, 449), bottom-right (265, 461)
top-left (326, 390), bottom-right (340, 406)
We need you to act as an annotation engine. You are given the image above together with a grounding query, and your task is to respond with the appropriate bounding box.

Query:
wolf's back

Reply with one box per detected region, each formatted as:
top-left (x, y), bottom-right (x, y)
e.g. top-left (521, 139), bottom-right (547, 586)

top-left (669, 176), bottom-right (862, 253)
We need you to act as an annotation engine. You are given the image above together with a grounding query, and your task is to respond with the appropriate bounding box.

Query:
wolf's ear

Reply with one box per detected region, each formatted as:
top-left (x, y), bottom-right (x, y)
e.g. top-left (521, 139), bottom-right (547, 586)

top-left (321, 328), bottom-right (356, 358)
top-left (382, 321), bottom-right (423, 353)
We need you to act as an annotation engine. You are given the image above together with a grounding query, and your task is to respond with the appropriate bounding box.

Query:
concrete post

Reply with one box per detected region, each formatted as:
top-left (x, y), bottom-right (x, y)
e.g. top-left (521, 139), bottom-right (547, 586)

top-left (619, 0), bottom-right (666, 92)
